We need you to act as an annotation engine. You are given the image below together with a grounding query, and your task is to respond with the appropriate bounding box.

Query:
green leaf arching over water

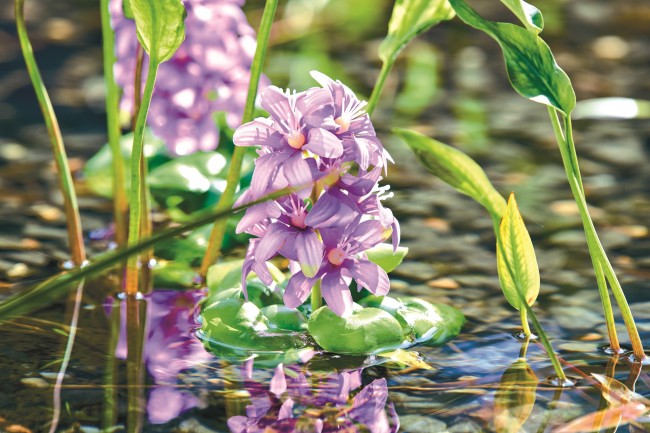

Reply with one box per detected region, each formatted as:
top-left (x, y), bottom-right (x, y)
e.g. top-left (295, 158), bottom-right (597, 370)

top-left (379, 0), bottom-right (455, 63)
top-left (130, 0), bottom-right (186, 64)
top-left (500, 0), bottom-right (543, 33)
top-left (449, 0), bottom-right (575, 115)
top-left (394, 128), bottom-right (506, 220)
top-left (496, 193), bottom-right (540, 310)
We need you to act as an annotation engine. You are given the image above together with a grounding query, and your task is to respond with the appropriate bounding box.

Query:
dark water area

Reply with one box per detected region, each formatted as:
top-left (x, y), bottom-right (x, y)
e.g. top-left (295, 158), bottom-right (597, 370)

top-left (2, 0), bottom-right (650, 432)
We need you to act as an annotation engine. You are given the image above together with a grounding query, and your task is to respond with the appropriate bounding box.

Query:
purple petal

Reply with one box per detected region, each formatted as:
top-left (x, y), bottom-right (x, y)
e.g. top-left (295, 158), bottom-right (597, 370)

top-left (235, 202), bottom-right (280, 234)
top-left (305, 191), bottom-right (357, 228)
top-left (249, 151), bottom-right (287, 199)
top-left (282, 153), bottom-right (314, 190)
top-left (283, 271), bottom-right (317, 309)
top-left (233, 118), bottom-right (277, 147)
top-left (297, 87), bottom-right (336, 128)
top-left (348, 258), bottom-right (389, 296)
top-left (256, 222), bottom-right (296, 262)
top-left (278, 398), bottom-right (294, 420)
top-left (349, 220), bottom-right (387, 253)
top-left (321, 271), bottom-right (353, 317)
top-left (304, 128), bottom-right (344, 159)
top-left (260, 86), bottom-right (297, 131)
top-left (270, 364), bottom-right (287, 397)
top-left (295, 230), bottom-right (324, 278)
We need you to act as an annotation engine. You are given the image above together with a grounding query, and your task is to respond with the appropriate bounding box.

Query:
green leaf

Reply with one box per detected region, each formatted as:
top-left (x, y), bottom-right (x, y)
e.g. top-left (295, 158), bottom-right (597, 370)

top-left (379, 0), bottom-right (455, 63)
top-left (360, 295), bottom-right (465, 346)
top-left (394, 128), bottom-right (506, 219)
top-left (365, 243), bottom-right (409, 273)
top-left (130, 0), bottom-right (186, 64)
top-left (200, 298), bottom-right (310, 353)
top-left (378, 349), bottom-right (433, 370)
top-left (494, 359), bottom-right (538, 433)
top-left (308, 306), bottom-right (404, 355)
top-left (83, 131), bottom-right (170, 198)
top-left (148, 151), bottom-right (228, 213)
top-left (500, 0), bottom-right (543, 33)
top-left (262, 304), bottom-right (308, 332)
top-left (152, 260), bottom-right (196, 288)
top-left (496, 193), bottom-right (540, 310)
top-left (449, 0), bottom-right (575, 115)
top-left (122, 0), bottom-right (134, 20)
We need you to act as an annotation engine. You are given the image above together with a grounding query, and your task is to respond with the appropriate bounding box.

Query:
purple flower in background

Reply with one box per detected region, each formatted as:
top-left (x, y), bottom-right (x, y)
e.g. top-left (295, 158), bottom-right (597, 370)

top-left (234, 71), bottom-right (399, 317)
top-left (110, 0), bottom-right (265, 155)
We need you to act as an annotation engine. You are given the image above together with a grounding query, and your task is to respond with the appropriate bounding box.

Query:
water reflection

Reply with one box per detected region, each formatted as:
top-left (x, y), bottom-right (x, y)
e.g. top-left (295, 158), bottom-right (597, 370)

top-left (229, 361), bottom-right (399, 433)
top-left (109, 289), bottom-right (211, 424)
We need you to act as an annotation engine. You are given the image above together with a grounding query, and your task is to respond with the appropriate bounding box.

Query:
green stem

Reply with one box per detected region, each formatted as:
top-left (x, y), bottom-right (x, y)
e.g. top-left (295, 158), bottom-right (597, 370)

top-left (548, 107), bottom-right (644, 360)
top-left (199, 0), bottom-right (279, 277)
top-left (100, 0), bottom-right (128, 248)
top-left (125, 62), bottom-right (160, 295)
top-left (15, 0), bottom-right (86, 266)
top-left (366, 60), bottom-right (393, 117)
top-left (523, 302), bottom-right (567, 382)
top-left (520, 308), bottom-right (531, 336)
top-left (311, 279), bottom-right (322, 312)
top-left (101, 298), bottom-right (120, 432)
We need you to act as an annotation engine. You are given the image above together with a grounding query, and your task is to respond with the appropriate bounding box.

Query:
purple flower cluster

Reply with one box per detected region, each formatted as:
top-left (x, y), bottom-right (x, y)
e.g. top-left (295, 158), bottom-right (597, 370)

top-left (234, 71), bottom-right (400, 317)
top-left (110, 0), bottom-right (264, 155)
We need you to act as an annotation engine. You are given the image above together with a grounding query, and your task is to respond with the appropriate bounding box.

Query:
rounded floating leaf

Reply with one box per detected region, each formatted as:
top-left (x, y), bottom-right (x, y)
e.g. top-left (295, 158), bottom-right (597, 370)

top-left (262, 304), bottom-right (308, 332)
top-left (308, 306), bottom-right (404, 355)
top-left (496, 193), bottom-right (540, 310)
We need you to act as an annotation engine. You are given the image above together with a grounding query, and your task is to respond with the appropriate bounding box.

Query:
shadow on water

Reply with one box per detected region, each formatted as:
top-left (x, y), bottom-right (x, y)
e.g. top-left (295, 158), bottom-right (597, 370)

top-left (1, 0), bottom-right (650, 432)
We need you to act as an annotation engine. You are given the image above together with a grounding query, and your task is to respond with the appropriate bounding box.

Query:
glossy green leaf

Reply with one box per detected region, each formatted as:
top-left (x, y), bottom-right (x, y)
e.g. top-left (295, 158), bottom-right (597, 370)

top-left (122, 0), bottom-right (134, 19)
top-left (365, 243), bottom-right (409, 273)
top-left (83, 131), bottom-right (170, 198)
top-left (494, 359), bottom-right (538, 433)
top-left (496, 193), bottom-right (540, 310)
top-left (379, 0), bottom-right (454, 63)
top-left (152, 260), bottom-right (196, 288)
top-left (449, 0), bottom-right (575, 115)
top-left (148, 151), bottom-right (228, 213)
top-left (358, 295), bottom-right (465, 346)
top-left (130, 0), bottom-right (186, 64)
top-left (394, 128), bottom-right (506, 219)
top-left (200, 298), bottom-right (310, 353)
top-left (262, 304), bottom-right (308, 332)
top-left (308, 306), bottom-right (404, 355)
top-left (500, 0), bottom-right (543, 33)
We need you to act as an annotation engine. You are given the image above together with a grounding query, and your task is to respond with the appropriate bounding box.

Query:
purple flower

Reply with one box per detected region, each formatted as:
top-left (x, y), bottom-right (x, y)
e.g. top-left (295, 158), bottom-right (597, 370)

top-left (284, 218), bottom-right (390, 317)
top-left (110, 0), bottom-right (265, 155)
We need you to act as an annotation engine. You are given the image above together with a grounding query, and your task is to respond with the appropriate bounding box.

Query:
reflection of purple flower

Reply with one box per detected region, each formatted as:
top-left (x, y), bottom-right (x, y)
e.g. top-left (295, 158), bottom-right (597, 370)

top-left (110, 0), bottom-right (266, 155)
top-left (228, 365), bottom-right (398, 433)
top-left (112, 290), bottom-right (211, 424)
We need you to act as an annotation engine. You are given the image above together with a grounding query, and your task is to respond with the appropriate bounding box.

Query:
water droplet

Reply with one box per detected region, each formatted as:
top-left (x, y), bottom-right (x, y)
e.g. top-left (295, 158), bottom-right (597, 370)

top-left (598, 344), bottom-right (632, 356)
top-left (544, 376), bottom-right (578, 388)
top-left (512, 330), bottom-right (538, 341)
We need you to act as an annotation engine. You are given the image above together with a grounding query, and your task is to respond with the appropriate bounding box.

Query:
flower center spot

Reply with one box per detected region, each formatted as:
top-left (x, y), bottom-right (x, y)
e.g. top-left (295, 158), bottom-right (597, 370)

top-left (327, 248), bottom-right (346, 266)
top-left (288, 131), bottom-right (306, 149)
top-left (334, 116), bottom-right (350, 134)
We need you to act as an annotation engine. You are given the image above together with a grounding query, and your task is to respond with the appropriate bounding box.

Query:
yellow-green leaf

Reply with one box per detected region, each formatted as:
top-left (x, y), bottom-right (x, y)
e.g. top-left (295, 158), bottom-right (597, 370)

top-left (496, 193), bottom-right (540, 310)
top-left (394, 128), bottom-right (506, 220)
top-left (494, 359), bottom-right (538, 433)
top-left (500, 0), bottom-right (543, 33)
top-left (379, 0), bottom-right (454, 63)
top-left (130, 0), bottom-right (186, 64)
top-left (378, 349), bottom-right (433, 370)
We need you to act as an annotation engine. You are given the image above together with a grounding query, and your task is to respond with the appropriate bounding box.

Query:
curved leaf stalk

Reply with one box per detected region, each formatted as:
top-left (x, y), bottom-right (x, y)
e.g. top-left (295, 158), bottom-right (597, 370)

top-left (100, 0), bottom-right (128, 247)
top-left (520, 308), bottom-right (531, 336)
top-left (548, 107), bottom-right (644, 360)
top-left (522, 301), bottom-right (567, 382)
top-left (101, 301), bottom-right (120, 432)
top-left (126, 296), bottom-right (147, 433)
top-left (366, 60), bottom-right (393, 117)
top-left (125, 62), bottom-right (160, 295)
top-left (47, 279), bottom-right (85, 433)
top-left (15, 0), bottom-right (86, 266)
top-left (199, 0), bottom-right (279, 277)
top-left (311, 279), bottom-right (322, 312)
